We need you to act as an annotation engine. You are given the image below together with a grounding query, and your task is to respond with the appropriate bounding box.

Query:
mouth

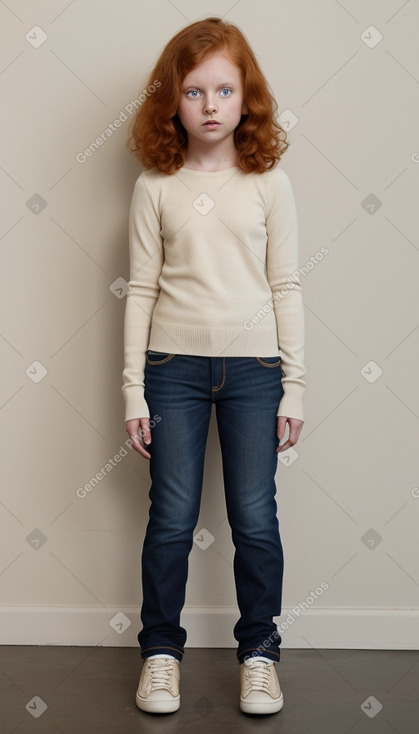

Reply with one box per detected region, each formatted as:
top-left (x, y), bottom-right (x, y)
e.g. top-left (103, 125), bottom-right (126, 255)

top-left (203, 121), bottom-right (221, 127)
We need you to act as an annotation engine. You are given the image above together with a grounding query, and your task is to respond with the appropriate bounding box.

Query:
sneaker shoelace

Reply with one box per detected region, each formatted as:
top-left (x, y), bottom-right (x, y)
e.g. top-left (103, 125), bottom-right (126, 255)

top-left (148, 659), bottom-right (174, 691)
top-left (245, 660), bottom-right (272, 692)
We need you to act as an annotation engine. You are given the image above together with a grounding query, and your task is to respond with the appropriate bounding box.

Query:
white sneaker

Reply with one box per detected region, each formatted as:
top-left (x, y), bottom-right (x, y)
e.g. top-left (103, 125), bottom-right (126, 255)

top-left (240, 657), bottom-right (284, 714)
top-left (136, 655), bottom-right (180, 713)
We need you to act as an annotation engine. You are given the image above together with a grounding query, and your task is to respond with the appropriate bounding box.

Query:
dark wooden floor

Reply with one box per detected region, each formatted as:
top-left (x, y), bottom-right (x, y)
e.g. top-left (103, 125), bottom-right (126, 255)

top-left (1, 646), bottom-right (418, 733)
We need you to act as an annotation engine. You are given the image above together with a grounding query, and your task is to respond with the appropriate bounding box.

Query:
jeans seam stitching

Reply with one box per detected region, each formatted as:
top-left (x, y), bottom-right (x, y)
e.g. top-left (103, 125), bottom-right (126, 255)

top-left (211, 357), bottom-right (225, 392)
top-left (146, 354), bottom-right (175, 365)
top-left (256, 357), bottom-right (282, 368)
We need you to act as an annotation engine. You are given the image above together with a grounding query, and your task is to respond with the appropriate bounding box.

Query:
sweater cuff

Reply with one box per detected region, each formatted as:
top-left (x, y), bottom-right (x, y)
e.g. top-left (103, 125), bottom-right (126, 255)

top-left (277, 383), bottom-right (305, 422)
top-left (122, 387), bottom-right (150, 423)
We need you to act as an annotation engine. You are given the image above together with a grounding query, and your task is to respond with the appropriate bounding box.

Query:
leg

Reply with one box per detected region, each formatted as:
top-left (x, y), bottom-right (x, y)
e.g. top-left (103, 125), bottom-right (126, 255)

top-left (139, 352), bottom-right (212, 661)
top-left (214, 356), bottom-right (285, 664)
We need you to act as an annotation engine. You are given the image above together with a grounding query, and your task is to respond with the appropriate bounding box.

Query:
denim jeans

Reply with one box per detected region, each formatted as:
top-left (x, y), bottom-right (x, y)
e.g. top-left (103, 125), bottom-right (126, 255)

top-left (138, 351), bottom-right (285, 665)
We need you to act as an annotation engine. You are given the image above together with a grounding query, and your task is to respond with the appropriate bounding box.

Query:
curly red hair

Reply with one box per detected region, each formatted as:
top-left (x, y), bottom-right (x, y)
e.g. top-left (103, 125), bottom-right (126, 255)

top-left (127, 17), bottom-right (289, 174)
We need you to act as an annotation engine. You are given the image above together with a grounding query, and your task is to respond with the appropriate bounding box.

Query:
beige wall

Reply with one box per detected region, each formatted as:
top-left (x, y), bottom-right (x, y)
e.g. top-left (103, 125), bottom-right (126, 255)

top-left (1, 0), bottom-right (418, 648)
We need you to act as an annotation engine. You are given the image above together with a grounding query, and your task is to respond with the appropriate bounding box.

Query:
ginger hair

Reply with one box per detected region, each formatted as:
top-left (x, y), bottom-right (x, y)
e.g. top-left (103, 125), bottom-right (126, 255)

top-left (127, 17), bottom-right (289, 174)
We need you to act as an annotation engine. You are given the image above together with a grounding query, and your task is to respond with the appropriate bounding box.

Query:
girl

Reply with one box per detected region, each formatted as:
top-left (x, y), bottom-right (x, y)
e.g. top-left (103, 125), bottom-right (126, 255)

top-left (122, 16), bottom-right (305, 716)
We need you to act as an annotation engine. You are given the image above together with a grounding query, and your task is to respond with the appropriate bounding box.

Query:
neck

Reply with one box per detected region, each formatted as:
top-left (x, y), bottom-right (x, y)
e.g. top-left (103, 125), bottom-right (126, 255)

top-left (182, 137), bottom-right (238, 171)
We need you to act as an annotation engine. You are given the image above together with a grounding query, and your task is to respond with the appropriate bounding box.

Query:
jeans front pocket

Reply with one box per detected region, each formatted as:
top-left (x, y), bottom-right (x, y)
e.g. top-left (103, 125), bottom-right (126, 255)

top-left (256, 356), bottom-right (285, 378)
top-left (146, 350), bottom-right (176, 365)
top-left (256, 356), bottom-right (283, 368)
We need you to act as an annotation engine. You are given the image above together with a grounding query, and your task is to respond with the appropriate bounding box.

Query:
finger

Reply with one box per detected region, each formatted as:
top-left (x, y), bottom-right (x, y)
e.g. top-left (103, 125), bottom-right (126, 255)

top-left (139, 417), bottom-right (151, 445)
top-left (287, 419), bottom-right (304, 446)
top-left (276, 439), bottom-right (291, 453)
top-left (129, 433), bottom-right (151, 459)
top-left (276, 418), bottom-right (304, 452)
top-left (277, 415), bottom-right (287, 442)
top-left (125, 417), bottom-right (152, 459)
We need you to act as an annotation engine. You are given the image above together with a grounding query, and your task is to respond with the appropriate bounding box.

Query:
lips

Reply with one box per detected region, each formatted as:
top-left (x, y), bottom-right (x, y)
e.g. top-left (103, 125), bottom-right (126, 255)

top-left (203, 121), bottom-right (220, 126)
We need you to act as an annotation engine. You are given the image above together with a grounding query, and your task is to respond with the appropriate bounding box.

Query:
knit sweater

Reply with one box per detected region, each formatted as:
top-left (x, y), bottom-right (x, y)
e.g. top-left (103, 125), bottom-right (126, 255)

top-left (122, 164), bottom-right (305, 422)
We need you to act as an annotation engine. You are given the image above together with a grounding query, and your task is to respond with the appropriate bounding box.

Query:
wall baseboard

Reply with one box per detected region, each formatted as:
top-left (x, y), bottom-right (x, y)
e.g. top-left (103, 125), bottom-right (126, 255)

top-left (0, 606), bottom-right (418, 648)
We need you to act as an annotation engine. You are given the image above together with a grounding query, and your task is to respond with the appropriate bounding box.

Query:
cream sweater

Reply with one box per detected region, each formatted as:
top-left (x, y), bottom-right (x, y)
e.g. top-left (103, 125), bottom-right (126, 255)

top-left (122, 164), bottom-right (305, 422)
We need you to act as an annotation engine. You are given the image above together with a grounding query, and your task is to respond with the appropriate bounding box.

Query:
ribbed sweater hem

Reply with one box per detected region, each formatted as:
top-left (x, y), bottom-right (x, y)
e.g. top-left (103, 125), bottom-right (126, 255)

top-left (148, 319), bottom-right (282, 356)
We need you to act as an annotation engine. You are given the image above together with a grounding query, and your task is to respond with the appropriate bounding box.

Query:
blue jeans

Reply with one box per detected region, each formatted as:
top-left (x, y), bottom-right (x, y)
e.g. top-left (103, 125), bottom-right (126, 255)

top-left (138, 352), bottom-right (285, 665)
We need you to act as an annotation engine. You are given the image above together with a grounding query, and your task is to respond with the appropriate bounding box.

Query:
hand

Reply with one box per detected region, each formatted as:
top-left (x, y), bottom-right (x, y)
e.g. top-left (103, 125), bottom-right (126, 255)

top-left (276, 416), bottom-right (304, 453)
top-left (125, 417), bottom-right (152, 459)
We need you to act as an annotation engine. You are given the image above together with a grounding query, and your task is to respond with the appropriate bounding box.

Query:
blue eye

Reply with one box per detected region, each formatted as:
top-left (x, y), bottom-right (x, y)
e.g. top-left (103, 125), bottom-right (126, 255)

top-left (185, 88), bottom-right (232, 98)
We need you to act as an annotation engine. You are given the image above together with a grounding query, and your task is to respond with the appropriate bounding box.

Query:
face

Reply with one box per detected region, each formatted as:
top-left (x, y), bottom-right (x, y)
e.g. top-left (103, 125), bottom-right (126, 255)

top-left (177, 51), bottom-right (248, 147)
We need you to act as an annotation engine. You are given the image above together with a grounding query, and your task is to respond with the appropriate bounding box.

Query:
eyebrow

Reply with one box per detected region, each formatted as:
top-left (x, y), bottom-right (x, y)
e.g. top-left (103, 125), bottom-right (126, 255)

top-left (182, 83), bottom-right (237, 90)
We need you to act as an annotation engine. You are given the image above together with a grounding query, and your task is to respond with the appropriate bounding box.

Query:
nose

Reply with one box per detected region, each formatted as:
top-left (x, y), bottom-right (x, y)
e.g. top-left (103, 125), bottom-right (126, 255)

top-left (204, 96), bottom-right (217, 114)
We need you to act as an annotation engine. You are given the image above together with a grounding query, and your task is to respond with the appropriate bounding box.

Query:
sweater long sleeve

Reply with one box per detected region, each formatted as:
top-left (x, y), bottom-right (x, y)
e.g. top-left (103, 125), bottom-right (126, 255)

top-left (122, 164), bottom-right (305, 422)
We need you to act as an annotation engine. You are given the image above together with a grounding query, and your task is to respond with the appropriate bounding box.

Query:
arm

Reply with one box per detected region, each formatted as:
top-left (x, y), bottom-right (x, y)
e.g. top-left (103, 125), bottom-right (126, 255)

top-left (122, 174), bottom-right (164, 427)
top-left (265, 168), bottom-right (306, 429)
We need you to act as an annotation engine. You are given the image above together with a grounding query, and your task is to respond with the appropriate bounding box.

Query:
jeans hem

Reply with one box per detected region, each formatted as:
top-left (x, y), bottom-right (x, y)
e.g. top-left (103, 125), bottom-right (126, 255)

top-left (140, 645), bottom-right (184, 662)
top-left (237, 647), bottom-right (281, 664)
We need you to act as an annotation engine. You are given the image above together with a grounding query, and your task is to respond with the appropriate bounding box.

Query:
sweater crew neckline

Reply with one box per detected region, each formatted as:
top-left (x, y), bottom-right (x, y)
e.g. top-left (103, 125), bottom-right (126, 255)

top-left (178, 165), bottom-right (239, 175)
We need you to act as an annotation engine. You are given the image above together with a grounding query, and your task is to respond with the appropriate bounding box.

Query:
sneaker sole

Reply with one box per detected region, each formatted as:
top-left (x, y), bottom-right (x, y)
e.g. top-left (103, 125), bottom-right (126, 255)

top-left (240, 691), bottom-right (284, 715)
top-left (136, 692), bottom-right (180, 714)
